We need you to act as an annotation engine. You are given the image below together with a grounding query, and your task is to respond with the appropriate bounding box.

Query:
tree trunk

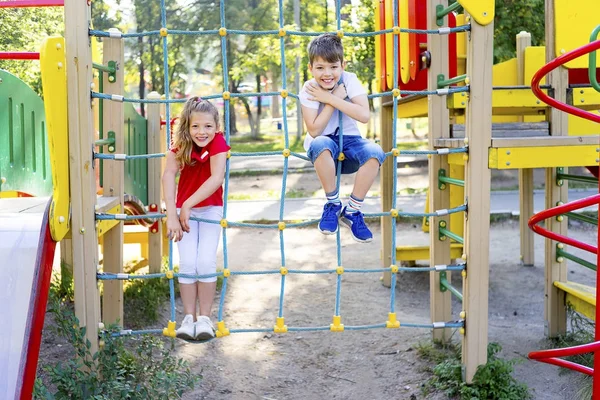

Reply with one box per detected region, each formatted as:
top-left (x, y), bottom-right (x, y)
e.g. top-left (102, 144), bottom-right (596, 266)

top-left (228, 79), bottom-right (238, 135)
top-left (255, 74), bottom-right (262, 137)
top-left (271, 71), bottom-right (280, 119)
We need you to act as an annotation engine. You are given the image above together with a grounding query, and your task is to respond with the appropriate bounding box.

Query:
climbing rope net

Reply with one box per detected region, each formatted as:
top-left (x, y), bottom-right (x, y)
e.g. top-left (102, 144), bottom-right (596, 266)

top-left (93, 0), bottom-right (470, 338)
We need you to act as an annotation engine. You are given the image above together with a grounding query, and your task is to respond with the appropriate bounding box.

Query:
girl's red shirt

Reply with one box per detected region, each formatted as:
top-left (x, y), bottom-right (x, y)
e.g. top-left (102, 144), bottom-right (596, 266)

top-left (171, 132), bottom-right (230, 208)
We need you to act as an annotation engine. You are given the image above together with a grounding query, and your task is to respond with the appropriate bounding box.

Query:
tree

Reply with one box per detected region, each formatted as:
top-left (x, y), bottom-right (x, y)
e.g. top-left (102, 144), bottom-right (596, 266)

top-left (0, 7), bottom-right (63, 95)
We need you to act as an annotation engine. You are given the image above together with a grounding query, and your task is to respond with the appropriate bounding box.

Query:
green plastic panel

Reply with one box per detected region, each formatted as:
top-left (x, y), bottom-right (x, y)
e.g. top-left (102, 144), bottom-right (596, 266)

top-left (0, 69), bottom-right (52, 196)
top-left (123, 103), bottom-right (148, 205)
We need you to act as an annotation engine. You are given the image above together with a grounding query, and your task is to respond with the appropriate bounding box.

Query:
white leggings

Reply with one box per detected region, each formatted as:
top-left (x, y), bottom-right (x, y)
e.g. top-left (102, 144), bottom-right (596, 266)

top-left (176, 206), bottom-right (223, 284)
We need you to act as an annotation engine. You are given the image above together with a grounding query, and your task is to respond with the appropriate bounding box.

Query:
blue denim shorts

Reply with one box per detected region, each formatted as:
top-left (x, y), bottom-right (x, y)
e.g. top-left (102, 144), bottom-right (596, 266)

top-left (307, 134), bottom-right (386, 174)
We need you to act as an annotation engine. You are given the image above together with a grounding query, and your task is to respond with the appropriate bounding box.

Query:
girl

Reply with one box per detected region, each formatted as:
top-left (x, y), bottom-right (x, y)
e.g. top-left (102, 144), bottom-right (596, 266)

top-left (162, 97), bottom-right (229, 341)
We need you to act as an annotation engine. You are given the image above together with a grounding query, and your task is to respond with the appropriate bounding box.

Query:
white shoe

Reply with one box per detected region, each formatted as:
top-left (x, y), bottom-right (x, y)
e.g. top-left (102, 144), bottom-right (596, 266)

top-left (176, 314), bottom-right (195, 340)
top-left (194, 316), bottom-right (215, 341)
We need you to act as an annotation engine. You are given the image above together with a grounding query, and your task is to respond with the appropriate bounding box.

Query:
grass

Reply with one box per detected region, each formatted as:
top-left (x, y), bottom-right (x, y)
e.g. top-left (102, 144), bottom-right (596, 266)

top-left (229, 134), bottom-right (305, 153)
top-left (228, 188), bottom-right (313, 201)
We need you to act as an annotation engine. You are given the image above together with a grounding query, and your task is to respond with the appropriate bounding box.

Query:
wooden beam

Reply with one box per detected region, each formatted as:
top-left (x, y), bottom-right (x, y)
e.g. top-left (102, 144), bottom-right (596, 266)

top-left (380, 95), bottom-right (393, 288)
top-left (428, 0), bottom-right (452, 343)
top-left (101, 30), bottom-right (125, 327)
top-left (146, 91), bottom-right (163, 273)
top-left (461, 15), bottom-right (493, 383)
top-left (64, 0), bottom-right (100, 353)
top-left (516, 31), bottom-right (535, 267)
top-left (544, 0), bottom-right (568, 338)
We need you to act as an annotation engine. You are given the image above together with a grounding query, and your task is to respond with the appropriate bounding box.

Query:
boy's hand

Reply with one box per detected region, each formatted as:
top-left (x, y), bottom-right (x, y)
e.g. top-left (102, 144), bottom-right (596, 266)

top-left (332, 83), bottom-right (347, 99)
top-left (305, 82), bottom-right (334, 104)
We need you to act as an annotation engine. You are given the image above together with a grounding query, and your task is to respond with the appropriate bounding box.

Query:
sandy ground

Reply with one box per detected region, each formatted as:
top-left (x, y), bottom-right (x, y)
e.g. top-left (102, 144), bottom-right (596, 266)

top-left (37, 166), bottom-right (597, 399)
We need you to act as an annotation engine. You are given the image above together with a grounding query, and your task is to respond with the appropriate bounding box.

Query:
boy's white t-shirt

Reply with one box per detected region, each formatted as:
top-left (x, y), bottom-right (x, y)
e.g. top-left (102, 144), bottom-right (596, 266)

top-left (299, 71), bottom-right (366, 151)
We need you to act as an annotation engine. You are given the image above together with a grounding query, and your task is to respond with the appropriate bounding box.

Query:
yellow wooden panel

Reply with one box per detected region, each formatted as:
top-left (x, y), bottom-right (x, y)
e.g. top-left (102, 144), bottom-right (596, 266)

top-left (569, 111), bottom-right (600, 135)
top-left (448, 152), bottom-right (465, 166)
top-left (554, 0), bottom-right (600, 69)
top-left (457, 0), bottom-right (494, 26)
top-left (455, 14), bottom-right (466, 61)
top-left (449, 89), bottom-right (548, 115)
top-left (523, 46), bottom-right (546, 85)
top-left (492, 58), bottom-right (517, 86)
top-left (554, 281), bottom-right (596, 321)
top-left (96, 204), bottom-right (121, 237)
top-left (397, 97), bottom-right (428, 118)
top-left (397, 243), bottom-right (463, 262)
top-left (489, 145), bottom-right (598, 169)
top-left (40, 37), bottom-right (71, 242)
top-left (399, 0), bottom-right (410, 84)
top-left (375, 0), bottom-right (382, 92)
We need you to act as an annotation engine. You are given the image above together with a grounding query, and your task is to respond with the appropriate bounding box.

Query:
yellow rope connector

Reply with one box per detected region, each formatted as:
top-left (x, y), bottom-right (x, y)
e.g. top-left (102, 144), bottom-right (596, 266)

top-left (222, 269), bottom-right (230, 278)
top-left (159, 27), bottom-right (168, 37)
top-left (386, 312), bottom-right (400, 328)
top-left (216, 321), bottom-right (230, 337)
top-left (461, 270), bottom-right (467, 278)
top-left (337, 152), bottom-right (345, 161)
top-left (330, 315), bottom-right (344, 332)
top-left (165, 270), bottom-right (174, 280)
top-left (280, 267), bottom-right (288, 275)
top-left (336, 30), bottom-right (344, 38)
top-left (391, 148), bottom-right (400, 157)
top-left (460, 311), bottom-right (466, 319)
top-left (220, 219), bottom-right (228, 228)
top-left (390, 209), bottom-right (399, 218)
top-left (282, 148), bottom-right (290, 157)
top-left (218, 27), bottom-right (227, 36)
top-left (99, 339), bottom-right (106, 348)
top-left (226, 150), bottom-right (231, 159)
top-left (390, 264), bottom-right (398, 273)
top-left (278, 221), bottom-right (286, 231)
top-left (336, 266), bottom-right (344, 275)
top-left (274, 317), bottom-right (288, 333)
top-left (463, 153), bottom-right (469, 162)
top-left (162, 320), bottom-right (177, 338)
top-left (280, 89), bottom-right (288, 98)
top-left (464, 76), bottom-right (470, 85)
top-left (222, 91), bottom-right (231, 100)
top-left (460, 327), bottom-right (465, 335)
top-left (392, 88), bottom-right (400, 97)
top-left (278, 28), bottom-right (286, 37)
top-left (392, 26), bottom-right (400, 34)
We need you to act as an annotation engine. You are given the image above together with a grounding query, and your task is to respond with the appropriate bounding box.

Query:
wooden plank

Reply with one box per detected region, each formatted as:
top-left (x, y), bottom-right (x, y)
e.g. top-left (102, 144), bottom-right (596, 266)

top-left (491, 135), bottom-right (599, 147)
top-left (435, 138), bottom-right (465, 149)
top-left (101, 31), bottom-right (125, 327)
top-left (64, 0), bottom-right (100, 354)
top-left (380, 95), bottom-right (393, 288)
top-left (452, 122), bottom-right (549, 138)
top-left (397, 243), bottom-right (463, 262)
top-left (146, 91), bottom-right (163, 273)
top-left (96, 195), bottom-right (119, 213)
top-left (489, 145), bottom-right (598, 169)
top-left (461, 16), bottom-right (493, 383)
top-left (428, 0), bottom-right (452, 343)
top-left (544, 0), bottom-right (568, 338)
top-left (554, 281), bottom-right (596, 321)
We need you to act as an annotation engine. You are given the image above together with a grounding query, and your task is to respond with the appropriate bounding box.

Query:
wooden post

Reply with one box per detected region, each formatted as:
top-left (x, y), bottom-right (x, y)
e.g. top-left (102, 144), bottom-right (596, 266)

top-left (516, 31), bottom-right (535, 267)
top-left (64, 0), bottom-right (101, 353)
top-left (147, 91), bottom-right (163, 273)
top-left (101, 30), bottom-right (125, 327)
top-left (462, 16), bottom-right (494, 382)
top-left (427, 0), bottom-right (452, 342)
top-left (380, 96), bottom-right (393, 287)
top-left (544, 0), bottom-right (568, 337)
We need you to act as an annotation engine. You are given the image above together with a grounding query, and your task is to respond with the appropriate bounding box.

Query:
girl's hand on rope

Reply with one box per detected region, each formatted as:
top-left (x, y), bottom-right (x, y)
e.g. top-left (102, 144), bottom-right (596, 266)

top-left (167, 217), bottom-right (184, 242)
top-left (179, 205), bottom-right (192, 233)
top-left (305, 82), bottom-right (333, 104)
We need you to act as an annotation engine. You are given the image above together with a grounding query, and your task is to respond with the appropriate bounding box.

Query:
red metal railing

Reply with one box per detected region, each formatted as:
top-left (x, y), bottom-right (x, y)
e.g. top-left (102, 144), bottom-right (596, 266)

top-left (0, 52), bottom-right (40, 60)
top-left (0, 0), bottom-right (63, 7)
top-left (531, 39), bottom-right (600, 124)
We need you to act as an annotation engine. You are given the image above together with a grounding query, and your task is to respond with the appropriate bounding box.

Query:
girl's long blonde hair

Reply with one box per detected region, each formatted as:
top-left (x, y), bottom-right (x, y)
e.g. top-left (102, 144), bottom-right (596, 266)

top-left (173, 96), bottom-right (220, 166)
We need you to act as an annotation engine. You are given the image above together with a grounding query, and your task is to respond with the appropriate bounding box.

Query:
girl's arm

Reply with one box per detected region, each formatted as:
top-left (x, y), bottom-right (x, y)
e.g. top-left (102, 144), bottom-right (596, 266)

top-left (179, 152), bottom-right (227, 232)
top-left (162, 151), bottom-right (184, 241)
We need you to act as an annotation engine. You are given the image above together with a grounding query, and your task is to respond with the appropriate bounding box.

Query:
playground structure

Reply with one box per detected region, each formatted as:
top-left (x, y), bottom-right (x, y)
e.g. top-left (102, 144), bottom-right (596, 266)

top-left (1, 0), bottom-right (599, 399)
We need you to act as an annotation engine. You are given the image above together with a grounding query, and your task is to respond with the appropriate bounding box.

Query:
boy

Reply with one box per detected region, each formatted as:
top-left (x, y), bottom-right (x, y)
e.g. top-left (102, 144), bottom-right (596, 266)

top-left (299, 33), bottom-right (385, 243)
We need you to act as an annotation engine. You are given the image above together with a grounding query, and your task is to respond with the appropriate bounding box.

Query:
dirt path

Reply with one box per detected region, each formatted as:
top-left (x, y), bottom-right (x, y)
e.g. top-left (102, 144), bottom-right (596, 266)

top-left (163, 221), bottom-right (596, 400)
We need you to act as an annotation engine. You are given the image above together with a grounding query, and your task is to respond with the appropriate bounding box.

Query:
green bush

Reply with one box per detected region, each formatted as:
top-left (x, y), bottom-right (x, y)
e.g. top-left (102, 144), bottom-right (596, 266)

top-left (419, 341), bottom-right (532, 400)
top-left (34, 294), bottom-right (197, 399)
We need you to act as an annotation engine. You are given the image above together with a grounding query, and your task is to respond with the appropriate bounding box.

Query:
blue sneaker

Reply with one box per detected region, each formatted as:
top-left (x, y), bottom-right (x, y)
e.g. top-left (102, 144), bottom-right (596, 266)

top-left (318, 202), bottom-right (342, 234)
top-left (340, 207), bottom-right (373, 243)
